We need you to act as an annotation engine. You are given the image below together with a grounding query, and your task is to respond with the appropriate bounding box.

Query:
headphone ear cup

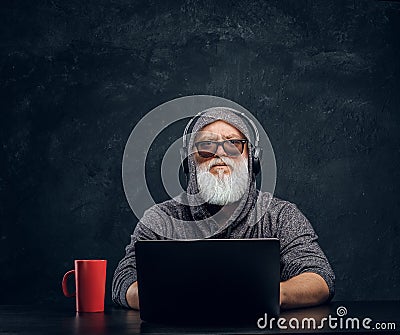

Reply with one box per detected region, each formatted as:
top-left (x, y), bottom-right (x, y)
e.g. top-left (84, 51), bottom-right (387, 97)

top-left (180, 148), bottom-right (189, 175)
top-left (182, 157), bottom-right (189, 175)
top-left (252, 147), bottom-right (262, 176)
top-left (252, 157), bottom-right (260, 176)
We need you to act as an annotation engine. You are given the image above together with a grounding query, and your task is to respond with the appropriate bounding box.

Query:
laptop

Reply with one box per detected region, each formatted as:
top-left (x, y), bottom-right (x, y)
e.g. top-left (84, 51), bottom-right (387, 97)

top-left (136, 238), bottom-right (280, 325)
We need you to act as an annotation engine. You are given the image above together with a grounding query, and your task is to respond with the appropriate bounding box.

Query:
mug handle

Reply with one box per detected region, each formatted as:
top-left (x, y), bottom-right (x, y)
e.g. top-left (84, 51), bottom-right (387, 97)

top-left (62, 270), bottom-right (76, 298)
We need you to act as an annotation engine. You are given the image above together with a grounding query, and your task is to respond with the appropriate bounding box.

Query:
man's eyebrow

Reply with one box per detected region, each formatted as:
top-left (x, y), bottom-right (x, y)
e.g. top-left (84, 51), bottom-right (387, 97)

top-left (195, 133), bottom-right (219, 141)
top-left (224, 133), bottom-right (245, 139)
top-left (196, 133), bottom-right (245, 141)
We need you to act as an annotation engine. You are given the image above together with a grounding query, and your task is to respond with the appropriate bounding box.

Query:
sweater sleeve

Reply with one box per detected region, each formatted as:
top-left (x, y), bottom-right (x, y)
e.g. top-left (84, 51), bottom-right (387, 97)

top-left (111, 213), bottom-right (160, 308)
top-left (277, 202), bottom-right (335, 300)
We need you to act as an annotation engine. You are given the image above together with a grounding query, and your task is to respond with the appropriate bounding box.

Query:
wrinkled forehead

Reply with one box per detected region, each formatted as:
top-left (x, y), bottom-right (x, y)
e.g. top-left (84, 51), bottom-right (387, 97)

top-left (195, 120), bottom-right (246, 141)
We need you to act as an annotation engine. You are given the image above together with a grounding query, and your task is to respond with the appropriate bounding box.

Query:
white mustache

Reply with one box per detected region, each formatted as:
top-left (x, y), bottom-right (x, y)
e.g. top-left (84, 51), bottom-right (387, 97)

top-left (202, 157), bottom-right (236, 171)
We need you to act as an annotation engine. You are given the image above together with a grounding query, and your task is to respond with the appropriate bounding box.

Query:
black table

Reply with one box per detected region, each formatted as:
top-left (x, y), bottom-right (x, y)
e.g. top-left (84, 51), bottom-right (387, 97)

top-left (1, 301), bottom-right (399, 334)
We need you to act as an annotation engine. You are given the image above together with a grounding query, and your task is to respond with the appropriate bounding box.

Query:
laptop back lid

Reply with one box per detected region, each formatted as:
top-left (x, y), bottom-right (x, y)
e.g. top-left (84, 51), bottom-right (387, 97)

top-left (136, 238), bottom-right (280, 324)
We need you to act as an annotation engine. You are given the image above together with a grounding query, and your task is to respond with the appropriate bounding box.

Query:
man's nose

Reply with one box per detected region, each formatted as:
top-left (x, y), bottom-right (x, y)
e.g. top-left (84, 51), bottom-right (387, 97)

top-left (215, 143), bottom-right (227, 157)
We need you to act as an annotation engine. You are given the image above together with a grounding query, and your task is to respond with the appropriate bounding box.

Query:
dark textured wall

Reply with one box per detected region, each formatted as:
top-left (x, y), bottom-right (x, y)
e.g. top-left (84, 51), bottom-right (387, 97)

top-left (1, 0), bottom-right (399, 305)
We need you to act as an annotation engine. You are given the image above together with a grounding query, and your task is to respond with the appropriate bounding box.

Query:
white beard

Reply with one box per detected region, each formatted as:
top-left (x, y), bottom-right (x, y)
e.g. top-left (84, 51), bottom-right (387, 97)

top-left (196, 156), bottom-right (249, 205)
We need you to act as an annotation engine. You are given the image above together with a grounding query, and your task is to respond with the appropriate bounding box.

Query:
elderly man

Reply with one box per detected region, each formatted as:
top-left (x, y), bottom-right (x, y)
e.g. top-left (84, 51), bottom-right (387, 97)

top-left (112, 107), bottom-right (335, 310)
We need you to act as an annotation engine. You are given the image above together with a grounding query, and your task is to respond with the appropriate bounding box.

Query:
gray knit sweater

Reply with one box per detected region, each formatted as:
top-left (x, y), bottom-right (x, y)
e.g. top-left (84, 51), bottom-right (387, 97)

top-left (112, 107), bottom-right (335, 308)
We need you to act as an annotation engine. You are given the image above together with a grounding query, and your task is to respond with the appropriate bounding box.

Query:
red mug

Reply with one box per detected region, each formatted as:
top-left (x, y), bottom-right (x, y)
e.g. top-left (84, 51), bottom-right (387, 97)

top-left (62, 260), bottom-right (107, 312)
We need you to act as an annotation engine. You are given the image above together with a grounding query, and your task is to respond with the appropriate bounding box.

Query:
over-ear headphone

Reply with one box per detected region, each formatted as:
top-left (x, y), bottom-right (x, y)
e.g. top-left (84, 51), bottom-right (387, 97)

top-left (180, 108), bottom-right (262, 176)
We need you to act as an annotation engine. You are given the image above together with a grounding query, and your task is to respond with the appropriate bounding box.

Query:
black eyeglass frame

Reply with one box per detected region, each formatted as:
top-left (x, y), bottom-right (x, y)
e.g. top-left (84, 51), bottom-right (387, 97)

top-left (194, 139), bottom-right (248, 158)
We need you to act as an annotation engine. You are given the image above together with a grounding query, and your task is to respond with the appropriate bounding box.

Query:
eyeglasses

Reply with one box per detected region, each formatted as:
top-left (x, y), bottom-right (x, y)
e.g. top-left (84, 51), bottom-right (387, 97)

top-left (194, 139), bottom-right (248, 158)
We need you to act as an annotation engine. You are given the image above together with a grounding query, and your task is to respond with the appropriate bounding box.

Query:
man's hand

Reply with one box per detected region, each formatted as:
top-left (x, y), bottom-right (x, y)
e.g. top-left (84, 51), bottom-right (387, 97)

top-left (280, 272), bottom-right (329, 309)
top-left (126, 281), bottom-right (140, 310)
